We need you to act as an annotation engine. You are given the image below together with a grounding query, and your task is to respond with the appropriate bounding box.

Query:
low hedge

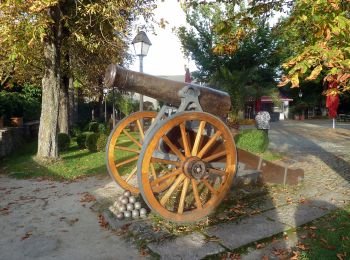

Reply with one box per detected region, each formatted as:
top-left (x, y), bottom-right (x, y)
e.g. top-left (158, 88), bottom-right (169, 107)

top-left (88, 121), bottom-right (99, 133)
top-left (76, 131), bottom-right (94, 149)
top-left (234, 129), bottom-right (268, 153)
top-left (85, 132), bottom-right (100, 152)
top-left (96, 133), bottom-right (108, 152)
top-left (58, 133), bottom-right (70, 151)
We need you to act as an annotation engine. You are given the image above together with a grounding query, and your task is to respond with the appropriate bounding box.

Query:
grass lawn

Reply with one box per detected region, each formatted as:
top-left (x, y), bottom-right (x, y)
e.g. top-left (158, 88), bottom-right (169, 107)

top-left (297, 204), bottom-right (350, 259)
top-left (0, 139), bottom-right (107, 180)
top-left (0, 129), bottom-right (282, 180)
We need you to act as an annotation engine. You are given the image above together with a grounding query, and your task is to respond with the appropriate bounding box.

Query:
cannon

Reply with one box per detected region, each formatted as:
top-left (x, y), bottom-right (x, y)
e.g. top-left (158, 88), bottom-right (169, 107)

top-left (105, 64), bottom-right (304, 223)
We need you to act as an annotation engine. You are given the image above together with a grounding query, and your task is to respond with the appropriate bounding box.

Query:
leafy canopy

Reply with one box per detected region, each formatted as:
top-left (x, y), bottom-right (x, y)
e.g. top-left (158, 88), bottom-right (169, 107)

top-left (183, 0), bottom-right (350, 94)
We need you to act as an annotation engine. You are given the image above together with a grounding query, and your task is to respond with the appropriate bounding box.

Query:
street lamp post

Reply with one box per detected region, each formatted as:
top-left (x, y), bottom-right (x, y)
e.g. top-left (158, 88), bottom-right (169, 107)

top-left (103, 88), bottom-right (108, 123)
top-left (132, 31), bottom-right (152, 112)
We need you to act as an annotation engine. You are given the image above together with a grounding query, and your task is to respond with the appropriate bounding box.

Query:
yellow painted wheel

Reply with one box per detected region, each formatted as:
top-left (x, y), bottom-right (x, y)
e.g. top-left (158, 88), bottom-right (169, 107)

top-left (106, 111), bottom-right (157, 194)
top-left (138, 111), bottom-right (237, 223)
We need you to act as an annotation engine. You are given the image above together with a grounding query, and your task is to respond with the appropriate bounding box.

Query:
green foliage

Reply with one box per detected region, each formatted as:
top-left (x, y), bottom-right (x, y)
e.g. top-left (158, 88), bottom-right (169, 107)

top-left (0, 84), bottom-right (41, 122)
top-left (76, 131), bottom-right (93, 149)
top-left (177, 5), bottom-right (281, 108)
top-left (96, 133), bottom-right (108, 152)
top-left (70, 125), bottom-right (81, 137)
top-left (234, 129), bottom-right (269, 153)
top-left (58, 133), bottom-right (70, 151)
top-left (115, 93), bottom-right (138, 117)
top-left (88, 121), bottom-right (99, 133)
top-left (185, 0), bottom-right (350, 93)
top-left (297, 204), bottom-right (350, 259)
top-left (98, 123), bottom-right (106, 134)
top-left (85, 132), bottom-right (100, 152)
top-left (0, 140), bottom-right (107, 180)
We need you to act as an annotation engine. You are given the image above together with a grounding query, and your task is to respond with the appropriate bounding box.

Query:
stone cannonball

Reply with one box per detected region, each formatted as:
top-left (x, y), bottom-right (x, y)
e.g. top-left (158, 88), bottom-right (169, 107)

top-left (120, 196), bottom-right (129, 205)
top-left (129, 196), bottom-right (136, 204)
top-left (139, 208), bottom-right (147, 217)
top-left (116, 212), bottom-right (124, 220)
top-left (134, 202), bottom-right (141, 210)
top-left (123, 210), bottom-right (132, 218)
top-left (118, 204), bottom-right (127, 212)
top-left (126, 203), bottom-right (134, 211)
top-left (132, 209), bottom-right (140, 219)
top-left (123, 190), bottom-right (131, 197)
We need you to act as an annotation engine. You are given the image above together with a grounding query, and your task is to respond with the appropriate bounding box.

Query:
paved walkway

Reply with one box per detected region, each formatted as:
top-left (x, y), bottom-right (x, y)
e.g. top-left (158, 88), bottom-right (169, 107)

top-left (1, 119), bottom-right (349, 259)
top-left (0, 176), bottom-right (143, 260)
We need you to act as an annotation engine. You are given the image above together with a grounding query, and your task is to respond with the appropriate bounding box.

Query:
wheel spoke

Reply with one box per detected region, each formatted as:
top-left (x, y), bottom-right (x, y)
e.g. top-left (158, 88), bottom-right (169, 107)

top-left (151, 158), bottom-right (181, 167)
top-left (151, 168), bottom-right (182, 186)
top-left (178, 177), bottom-right (190, 214)
top-left (208, 168), bottom-right (227, 176)
top-left (125, 166), bottom-right (138, 182)
top-left (122, 129), bottom-right (142, 148)
top-left (160, 174), bottom-right (186, 206)
top-left (203, 150), bottom-right (226, 162)
top-left (180, 123), bottom-right (191, 157)
top-left (136, 120), bottom-right (144, 141)
top-left (115, 146), bottom-right (140, 154)
top-left (191, 179), bottom-right (203, 209)
top-left (115, 155), bottom-right (139, 168)
top-left (197, 130), bottom-right (222, 159)
top-left (191, 121), bottom-right (206, 156)
top-left (162, 135), bottom-right (186, 161)
top-left (150, 163), bottom-right (157, 181)
top-left (202, 179), bottom-right (218, 196)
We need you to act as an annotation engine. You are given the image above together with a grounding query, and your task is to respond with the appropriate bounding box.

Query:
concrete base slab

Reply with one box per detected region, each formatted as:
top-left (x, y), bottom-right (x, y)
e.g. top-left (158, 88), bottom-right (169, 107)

top-left (22, 236), bottom-right (59, 258)
top-left (262, 203), bottom-right (328, 228)
top-left (205, 215), bottom-right (288, 250)
top-left (148, 232), bottom-right (225, 260)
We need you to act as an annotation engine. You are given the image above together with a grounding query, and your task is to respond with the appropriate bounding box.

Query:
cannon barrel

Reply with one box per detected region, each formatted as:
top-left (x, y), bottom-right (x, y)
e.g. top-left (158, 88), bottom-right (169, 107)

top-left (105, 64), bottom-right (231, 117)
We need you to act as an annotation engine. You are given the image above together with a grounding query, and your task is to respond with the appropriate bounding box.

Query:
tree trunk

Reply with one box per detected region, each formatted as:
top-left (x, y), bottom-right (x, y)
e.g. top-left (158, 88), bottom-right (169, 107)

top-left (58, 76), bottom-right (69, 134)
top-left (37, 6), bottom-right (62, 160)
top-left (68, 76), bottom-right (76, 127)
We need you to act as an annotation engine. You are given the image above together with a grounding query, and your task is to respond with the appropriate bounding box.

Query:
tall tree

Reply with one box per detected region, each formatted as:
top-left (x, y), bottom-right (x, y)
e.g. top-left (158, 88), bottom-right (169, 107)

top-left (0, 0), bottom-right (155, 160)
top-left (177, 3), bottom-right (281, 112)
top-left (183, 0), bottom-right (350, 94)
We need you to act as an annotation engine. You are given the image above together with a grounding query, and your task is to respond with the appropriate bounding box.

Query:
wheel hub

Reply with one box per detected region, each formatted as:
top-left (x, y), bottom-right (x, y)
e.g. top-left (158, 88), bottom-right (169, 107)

top-left (183, 157), bottom-right (207, 180)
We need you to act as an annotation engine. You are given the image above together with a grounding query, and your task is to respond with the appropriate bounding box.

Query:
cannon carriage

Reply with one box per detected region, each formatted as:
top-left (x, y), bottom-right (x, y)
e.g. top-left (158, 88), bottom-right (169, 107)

top-left (104, 64), bottom-right (303, 223)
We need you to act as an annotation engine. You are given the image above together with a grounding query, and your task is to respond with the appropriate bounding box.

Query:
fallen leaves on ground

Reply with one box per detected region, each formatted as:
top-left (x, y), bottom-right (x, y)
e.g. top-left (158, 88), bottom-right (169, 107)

top-left (256, 242), bottom-right (265, 249)
top-left (98, 214), bottom-right (108, 228)
top-left (296, 242), bottom-right (309, 251)
top-left (222, 252), bottom-right (240, 259)
top-left (80, 192), bottom-right (96, 203)
top-left (205, 235), bottom-right (220, 242)
top-left (273, 248), bottom-right (289, 258)
top-left (139, 247), bottom-right (149, 257)
top-left (21, 231), bottom-right (32, 240)
top-left (336, 252), bottom-right (347, 260)
top-left (290, 250), bottom-right (300, 260)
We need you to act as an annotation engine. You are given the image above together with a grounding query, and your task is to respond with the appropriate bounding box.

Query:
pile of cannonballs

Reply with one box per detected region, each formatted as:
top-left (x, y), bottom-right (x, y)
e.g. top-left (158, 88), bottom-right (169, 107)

top-left (111, 190), bottom-right (147, 220)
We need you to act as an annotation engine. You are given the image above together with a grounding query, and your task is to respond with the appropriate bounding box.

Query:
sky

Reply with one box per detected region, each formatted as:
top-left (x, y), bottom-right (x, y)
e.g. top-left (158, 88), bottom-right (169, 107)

top-left (128, 1), bottom-right (197, 76)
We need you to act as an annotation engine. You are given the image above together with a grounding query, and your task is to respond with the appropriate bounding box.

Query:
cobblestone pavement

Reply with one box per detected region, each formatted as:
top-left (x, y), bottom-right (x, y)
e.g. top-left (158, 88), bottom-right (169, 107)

top-left (1, 120), bottom-right (349, 259)
top-left (92, 120), bottom-right (350, 259)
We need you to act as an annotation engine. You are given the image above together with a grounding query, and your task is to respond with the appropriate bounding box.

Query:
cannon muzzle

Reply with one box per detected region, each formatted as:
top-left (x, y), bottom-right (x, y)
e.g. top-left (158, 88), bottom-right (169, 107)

top-left (105, 64), bottom-right (231, 117)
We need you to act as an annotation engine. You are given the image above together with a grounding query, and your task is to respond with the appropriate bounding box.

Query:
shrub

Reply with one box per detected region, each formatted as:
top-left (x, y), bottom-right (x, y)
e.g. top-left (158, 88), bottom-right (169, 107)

top-left (76, 131), bottom-right (94, 149)
top-left (71, 125), bottom-right (81, 137)
top-left (88, 121), bottom-right (99, 133)
top-left (96, 133), bottom-right (108, 152)
top-left (58, 133), bottom-right (70, 151)
top-left (98, 123), bottom-right (106, 134)
top-left (234, 129), bottom-right (268, 153)
top-left (85, 132), bottom-right (100, 152)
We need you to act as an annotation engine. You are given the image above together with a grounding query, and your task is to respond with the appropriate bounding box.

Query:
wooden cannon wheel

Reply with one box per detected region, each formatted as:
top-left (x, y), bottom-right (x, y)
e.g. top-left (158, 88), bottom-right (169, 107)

top-left (106, 111), bottom-right (174, 194)
top-left (138, 111), bottom-right (237, 223)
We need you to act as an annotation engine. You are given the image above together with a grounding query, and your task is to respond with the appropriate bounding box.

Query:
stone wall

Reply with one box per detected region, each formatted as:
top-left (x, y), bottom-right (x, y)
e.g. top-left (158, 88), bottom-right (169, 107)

top-left (0, 127), bottom-right (25, 158)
